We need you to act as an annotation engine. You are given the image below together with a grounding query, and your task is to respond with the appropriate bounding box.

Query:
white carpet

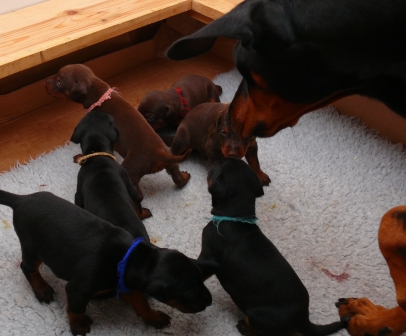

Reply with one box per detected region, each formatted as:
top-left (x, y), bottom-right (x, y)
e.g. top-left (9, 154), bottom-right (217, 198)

top-left (0, 68), bottom-right (405, 336)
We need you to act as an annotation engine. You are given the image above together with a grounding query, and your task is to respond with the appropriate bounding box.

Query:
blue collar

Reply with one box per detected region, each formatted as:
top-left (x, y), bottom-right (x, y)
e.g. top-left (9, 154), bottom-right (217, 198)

top-left (209, 215), bottom-right (258, 236)
top-left (116, 237), bottom-right (144, 297)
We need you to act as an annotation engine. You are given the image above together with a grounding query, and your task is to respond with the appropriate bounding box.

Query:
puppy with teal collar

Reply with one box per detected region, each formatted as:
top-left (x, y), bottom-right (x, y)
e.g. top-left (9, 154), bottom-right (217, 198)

top-left (198, 158), bottom-right (344, 336)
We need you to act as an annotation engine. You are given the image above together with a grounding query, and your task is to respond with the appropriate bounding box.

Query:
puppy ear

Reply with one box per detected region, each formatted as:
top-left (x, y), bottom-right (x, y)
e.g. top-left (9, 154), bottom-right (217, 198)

top-left (144, 280), bottom-right (168, 301)
top-left (254, 179), bottom-right (264, 198)
top-left (166, 1), bottom-right (254, 60)
top-left (69, 81), bottom-right (88, 102)
top-left (70, 125), bottom-right (82, 144)
top-left (214, 110), bottom-right (223, 131)
top-left (165, 105), bottom-right (177, 120)
top-left (191, 259), bottom-right (218, 281)
top-left (108, 121), bottom-right (119, 143)
top-left (245, 164), bottom-right (264, 198)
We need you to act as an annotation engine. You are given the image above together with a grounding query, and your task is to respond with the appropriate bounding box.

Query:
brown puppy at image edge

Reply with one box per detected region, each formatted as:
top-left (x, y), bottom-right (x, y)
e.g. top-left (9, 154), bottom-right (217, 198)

top-left (336, 206), bottom-right (406, 336)
top-left (44, 64), bottom-right (191, 202)
top-left (171, 102), bottom-right (270, 186)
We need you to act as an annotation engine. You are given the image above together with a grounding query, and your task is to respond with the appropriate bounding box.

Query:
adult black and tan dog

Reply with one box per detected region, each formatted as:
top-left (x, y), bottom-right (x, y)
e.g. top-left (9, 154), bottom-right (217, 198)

top-left (197, 158), bottom-right (344, 335)
top-left (0, 189), bottom-right (214, 335)
top-left (167, 0), bottom-right (406, 141)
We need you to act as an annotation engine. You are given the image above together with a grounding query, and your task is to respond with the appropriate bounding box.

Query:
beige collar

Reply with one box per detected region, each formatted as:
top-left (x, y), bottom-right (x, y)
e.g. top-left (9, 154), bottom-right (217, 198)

top-left (77, 152), bottom-right (117, 165)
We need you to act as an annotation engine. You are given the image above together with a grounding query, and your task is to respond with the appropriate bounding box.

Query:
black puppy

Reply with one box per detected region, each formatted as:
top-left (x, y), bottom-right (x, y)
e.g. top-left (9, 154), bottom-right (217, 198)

top-left (167, 0), bottom-right (406, 140)
top-left (70, 110), bottom-right (152, 222)
top-left (0, 190), bottom-right (214, 336)
top-left (197, 158), bottom-right (344, 336)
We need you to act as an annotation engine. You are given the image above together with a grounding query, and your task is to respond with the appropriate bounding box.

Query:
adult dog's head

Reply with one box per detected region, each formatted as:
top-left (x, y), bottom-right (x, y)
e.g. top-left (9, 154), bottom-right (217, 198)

top-left (167, 0), bottom-right (403, 140)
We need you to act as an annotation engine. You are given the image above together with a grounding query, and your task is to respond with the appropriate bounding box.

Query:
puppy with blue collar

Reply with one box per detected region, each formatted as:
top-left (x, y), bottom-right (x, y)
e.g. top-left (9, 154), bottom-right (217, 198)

top-left (198, 158), bottom-right (344, 336)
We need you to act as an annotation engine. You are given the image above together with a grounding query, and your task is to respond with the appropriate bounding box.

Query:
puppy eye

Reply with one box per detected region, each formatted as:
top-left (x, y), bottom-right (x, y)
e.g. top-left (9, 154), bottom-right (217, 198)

top-left (56, 81), bottom-right (61, 88)
top-left (75, 80), bottom-right (79, 84)
top-left (216, 174), bottom-right (223, 180)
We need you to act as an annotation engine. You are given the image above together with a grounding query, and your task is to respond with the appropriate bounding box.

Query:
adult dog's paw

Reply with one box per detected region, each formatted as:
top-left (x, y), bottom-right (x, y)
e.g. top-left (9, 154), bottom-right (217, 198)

top-left (336, 297), bottom-right (406, 336)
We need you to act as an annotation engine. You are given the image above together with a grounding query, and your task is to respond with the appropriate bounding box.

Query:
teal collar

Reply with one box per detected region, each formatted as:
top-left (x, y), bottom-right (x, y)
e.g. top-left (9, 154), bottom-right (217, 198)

top-left (209, 215), bottom-right (258, 237)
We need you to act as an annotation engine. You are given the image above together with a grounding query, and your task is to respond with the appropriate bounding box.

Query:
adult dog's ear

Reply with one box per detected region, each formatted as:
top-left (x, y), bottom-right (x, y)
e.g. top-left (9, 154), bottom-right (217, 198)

top-left (166, 0), bottom-right (254, 60)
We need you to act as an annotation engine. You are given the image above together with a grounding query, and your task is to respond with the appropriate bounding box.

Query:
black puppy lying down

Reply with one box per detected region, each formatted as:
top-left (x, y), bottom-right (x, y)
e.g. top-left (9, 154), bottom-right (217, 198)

top-left (198, 158), bottom-right (344, 336)
top-left (70, 110), bottom-right (152, 222)
top-left (0, 190), bottom-right (213, 336)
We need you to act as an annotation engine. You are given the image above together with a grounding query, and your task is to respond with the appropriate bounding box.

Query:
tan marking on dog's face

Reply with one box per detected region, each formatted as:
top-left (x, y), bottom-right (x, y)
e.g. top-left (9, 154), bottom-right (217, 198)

top-left (229, 73), bottom-right (347, 140)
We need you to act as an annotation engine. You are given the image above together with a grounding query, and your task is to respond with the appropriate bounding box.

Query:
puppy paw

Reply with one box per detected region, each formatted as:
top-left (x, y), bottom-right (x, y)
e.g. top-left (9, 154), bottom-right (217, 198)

top-left (68, 313), bottom-right (93, 336)
top-left (176, 171), bottom-right (191, 187)
top-left (72, 154), bottom-right (83, 163)
top-left (257, 172), bottom-right (271, 186)
top-left (336, 297), bottom-right (406, 336)
top-left (237, 318), bottom-right (256, 336)
top-left (137, 207), bottom-right (152, 219)
top-left (34, 283), bottom-right (55, 304)
top-left (142, 310), bottom-right (171, 329)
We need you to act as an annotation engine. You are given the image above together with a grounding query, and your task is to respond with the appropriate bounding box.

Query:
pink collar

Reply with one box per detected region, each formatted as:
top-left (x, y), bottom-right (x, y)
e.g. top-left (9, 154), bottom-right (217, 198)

top-left (85, 87), bottom-right (118, 113)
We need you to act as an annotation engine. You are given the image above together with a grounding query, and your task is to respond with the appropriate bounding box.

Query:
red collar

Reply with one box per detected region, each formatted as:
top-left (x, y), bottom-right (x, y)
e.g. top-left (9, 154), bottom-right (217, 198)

top-left (174, 88), bottom-right (190, 117)
top-left (85, 87), bottom-right (118, 113)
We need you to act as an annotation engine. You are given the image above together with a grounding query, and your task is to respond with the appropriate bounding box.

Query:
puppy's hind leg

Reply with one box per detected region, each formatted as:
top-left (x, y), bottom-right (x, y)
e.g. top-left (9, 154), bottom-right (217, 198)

top-left (170, 126), bottom-right (191, 156)
top-left (20, 250), bottom-right (54, 304)
top-left (165, 162), bottom-right (190, 188)
top-left (120, 168), bottom-right (152, 219)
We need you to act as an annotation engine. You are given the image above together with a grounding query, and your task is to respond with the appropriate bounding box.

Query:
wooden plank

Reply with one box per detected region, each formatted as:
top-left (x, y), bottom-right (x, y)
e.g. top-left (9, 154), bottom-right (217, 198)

top-left (0, 0), bottom-right (191, 79)
top-left (0, 23), bottom-right (182, 126)
top-left (191, 0), bottom-right (242, 19)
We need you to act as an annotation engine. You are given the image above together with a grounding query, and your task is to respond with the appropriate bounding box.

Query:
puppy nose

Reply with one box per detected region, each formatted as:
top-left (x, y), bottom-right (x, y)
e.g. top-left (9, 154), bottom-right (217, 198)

top-left (227, 151), bottom-right (239, 158)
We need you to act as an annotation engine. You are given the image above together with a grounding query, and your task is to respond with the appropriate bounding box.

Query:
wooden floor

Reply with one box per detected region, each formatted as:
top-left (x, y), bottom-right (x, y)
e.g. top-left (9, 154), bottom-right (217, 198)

top-left (0, 52), bottom-right (234, 172)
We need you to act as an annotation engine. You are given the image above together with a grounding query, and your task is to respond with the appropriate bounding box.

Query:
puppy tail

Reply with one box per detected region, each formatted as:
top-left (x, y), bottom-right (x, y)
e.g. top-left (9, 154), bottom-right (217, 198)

top-left (302, 321), bottom-right (345, 336)
top-left (0, 190), bottom-right (22, 208)
top-left (158, 149), bottom-right (192, 164)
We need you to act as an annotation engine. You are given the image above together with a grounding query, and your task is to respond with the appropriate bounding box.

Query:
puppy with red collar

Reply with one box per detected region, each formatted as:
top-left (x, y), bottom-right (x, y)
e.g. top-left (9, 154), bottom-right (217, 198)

top-left (138, 75), bottom-right (222, 132)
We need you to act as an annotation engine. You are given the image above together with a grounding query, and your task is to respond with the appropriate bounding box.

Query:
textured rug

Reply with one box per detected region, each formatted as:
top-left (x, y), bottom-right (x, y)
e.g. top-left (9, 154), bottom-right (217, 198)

top-left (0, 68), bottom-right (405, 336)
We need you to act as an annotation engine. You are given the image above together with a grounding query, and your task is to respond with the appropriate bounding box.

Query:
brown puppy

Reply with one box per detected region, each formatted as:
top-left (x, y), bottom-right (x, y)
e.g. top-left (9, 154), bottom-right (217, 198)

top-left (138, 75), bottom-right (222, 131)
top-left (336, 206), bottom-right (406, 336)
top-left (171, 102), bottom-right (270, 186)
top-left (44, 64), bottom-right (191, 200)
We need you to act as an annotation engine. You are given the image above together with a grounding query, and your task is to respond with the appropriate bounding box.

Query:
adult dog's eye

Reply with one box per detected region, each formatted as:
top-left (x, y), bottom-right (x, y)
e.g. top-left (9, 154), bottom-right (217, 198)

top-left (56, 81), bottom-right (62, 88)
top-left (221, 129), bottom-right (228, 136)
